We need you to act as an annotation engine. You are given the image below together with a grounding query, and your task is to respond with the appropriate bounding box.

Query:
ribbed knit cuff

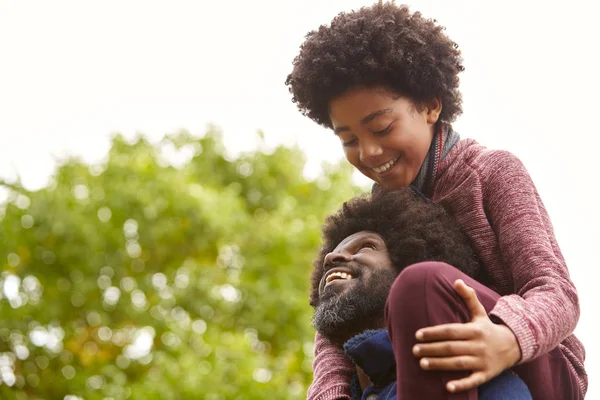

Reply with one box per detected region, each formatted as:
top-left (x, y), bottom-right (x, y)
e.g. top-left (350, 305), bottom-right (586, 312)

top-left (489, 296), bottom-right (537, 363)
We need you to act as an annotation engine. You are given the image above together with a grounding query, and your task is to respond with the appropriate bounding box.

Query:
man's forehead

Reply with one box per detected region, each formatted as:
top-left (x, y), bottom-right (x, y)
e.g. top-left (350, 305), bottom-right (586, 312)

top-left (332, 230), bottom-right (383, 251)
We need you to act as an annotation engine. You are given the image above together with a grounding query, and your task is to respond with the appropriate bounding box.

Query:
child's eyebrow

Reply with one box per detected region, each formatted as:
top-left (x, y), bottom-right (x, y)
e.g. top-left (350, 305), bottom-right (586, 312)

top-left (333, 108), bottom-right (393, 135)
top-left (361, 108), bottom-right (393, 124)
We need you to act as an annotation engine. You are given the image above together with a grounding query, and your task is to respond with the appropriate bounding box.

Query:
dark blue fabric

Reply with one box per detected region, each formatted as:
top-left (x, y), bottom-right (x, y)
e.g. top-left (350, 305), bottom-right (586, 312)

top-left (344, 330), bottom-right (396, 387)
top-left (479, 369), bottom-right (533, 400)
top-left (344, 329), bottom-right (532, 400)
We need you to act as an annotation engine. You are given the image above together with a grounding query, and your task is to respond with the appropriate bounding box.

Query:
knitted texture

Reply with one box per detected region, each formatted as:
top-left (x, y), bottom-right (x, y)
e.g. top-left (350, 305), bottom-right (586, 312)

top-left (434, 140), bottom-right (586, 394)
top-left (307, 332), bottom-right (354, 400)
top-left (307, 139), bottom-right (587, 398)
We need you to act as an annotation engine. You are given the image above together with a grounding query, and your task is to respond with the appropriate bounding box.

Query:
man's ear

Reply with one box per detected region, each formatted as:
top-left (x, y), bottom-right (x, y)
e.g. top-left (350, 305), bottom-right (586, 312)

top-left (425, 98), bottom-right (442, 124)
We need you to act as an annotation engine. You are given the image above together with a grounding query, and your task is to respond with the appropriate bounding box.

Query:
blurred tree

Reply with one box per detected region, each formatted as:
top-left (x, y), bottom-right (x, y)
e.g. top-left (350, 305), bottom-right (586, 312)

top-left (0, 128), bottom-right (363, 399)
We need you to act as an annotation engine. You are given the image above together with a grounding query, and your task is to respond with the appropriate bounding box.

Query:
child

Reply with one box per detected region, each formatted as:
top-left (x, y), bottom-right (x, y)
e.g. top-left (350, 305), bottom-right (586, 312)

top-left (285, 2), bottom-right (586, 399)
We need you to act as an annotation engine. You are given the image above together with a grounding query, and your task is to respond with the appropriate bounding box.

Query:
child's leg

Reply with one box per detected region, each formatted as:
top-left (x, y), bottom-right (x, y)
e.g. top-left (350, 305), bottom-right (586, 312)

top-left (384, 261), bottom-right (582, 400)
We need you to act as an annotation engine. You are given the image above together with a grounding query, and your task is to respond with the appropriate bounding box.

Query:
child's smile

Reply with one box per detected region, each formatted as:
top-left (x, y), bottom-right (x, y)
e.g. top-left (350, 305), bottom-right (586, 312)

top-left (372, 155), bottom-right (400, 174)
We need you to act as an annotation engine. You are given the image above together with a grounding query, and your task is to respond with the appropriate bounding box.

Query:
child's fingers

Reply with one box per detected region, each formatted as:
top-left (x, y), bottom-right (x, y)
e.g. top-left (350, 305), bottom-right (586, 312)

top-left (447, 371), bottom-right (489, 393)
top-left (413, 340), bottom-right (478, 358)
top-left (454, 279), bottom-right (487, 320)
top-left (419, 355), bottom-right (481, 371)
top-left (416, 323), bottom-right (480, 342)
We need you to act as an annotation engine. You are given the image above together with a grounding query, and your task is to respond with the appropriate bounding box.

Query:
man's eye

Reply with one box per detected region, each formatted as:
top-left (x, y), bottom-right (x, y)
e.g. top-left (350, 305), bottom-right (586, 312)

top-left (358, 243), bottom-right (376, 252)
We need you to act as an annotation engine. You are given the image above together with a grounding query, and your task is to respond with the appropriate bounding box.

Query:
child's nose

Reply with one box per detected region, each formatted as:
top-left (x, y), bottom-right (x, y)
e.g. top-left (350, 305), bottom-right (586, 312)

top-left (359, 139), bottom-right (383, 163)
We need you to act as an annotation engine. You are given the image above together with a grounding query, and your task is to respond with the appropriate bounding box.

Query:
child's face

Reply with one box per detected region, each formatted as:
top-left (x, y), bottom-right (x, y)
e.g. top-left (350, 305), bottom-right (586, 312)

top-left (329, 86), bottom-right (441, 190)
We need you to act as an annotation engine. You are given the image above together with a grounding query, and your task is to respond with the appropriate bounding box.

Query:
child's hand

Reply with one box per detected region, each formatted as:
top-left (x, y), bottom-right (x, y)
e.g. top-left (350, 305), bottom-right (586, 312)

top-left (411, 279), bottom-right (521, 393)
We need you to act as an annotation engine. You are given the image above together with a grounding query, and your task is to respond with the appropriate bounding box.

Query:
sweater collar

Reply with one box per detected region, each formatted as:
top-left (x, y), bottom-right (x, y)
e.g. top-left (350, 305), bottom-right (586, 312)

top-left (343, 329), bottom-right (396, 388)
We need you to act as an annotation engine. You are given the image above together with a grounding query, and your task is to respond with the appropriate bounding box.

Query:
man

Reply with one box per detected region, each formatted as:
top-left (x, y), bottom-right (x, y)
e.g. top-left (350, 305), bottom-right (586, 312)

top-left (309, 189), bottom-right (531, 399)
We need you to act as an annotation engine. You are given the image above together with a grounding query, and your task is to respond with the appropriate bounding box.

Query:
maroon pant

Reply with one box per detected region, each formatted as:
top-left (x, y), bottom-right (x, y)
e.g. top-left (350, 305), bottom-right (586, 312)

top-left (384, 261), bottom-right (582, 400)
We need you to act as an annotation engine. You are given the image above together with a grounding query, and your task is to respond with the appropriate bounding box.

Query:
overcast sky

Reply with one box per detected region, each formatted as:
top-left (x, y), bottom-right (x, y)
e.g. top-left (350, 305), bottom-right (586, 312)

top-left (1, 0), bottom-right (598, 396)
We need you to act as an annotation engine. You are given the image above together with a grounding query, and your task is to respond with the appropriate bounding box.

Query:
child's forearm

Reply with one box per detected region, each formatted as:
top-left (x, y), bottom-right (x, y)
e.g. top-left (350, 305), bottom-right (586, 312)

top-left (307, 332), bottom-right (354, 400)
top-left (483, 150), bottom-right (580, 362)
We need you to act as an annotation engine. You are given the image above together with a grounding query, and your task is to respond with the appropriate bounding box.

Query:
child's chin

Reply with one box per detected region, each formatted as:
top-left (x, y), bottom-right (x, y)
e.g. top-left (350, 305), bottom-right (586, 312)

top-left (379, 179), bottom-right (406, 191)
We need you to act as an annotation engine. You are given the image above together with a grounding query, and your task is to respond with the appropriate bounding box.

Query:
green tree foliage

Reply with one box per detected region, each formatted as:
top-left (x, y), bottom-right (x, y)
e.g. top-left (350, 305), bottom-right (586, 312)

top-left (0, 129), bottom-right (363, 399)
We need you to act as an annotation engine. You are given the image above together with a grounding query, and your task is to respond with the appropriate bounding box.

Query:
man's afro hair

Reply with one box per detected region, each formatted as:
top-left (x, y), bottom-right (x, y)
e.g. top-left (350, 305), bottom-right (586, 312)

top-left (286, 1), bottom-right (464, 129)
top-left (310, 188), bottom-right (482, 307)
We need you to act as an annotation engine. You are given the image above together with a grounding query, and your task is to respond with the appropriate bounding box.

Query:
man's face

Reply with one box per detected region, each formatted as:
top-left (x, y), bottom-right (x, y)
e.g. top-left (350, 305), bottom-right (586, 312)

top-left (313, 230), bottom-right (398, 343)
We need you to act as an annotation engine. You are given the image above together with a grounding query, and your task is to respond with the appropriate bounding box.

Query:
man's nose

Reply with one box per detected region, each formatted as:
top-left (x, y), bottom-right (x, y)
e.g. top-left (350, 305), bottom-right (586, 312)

top-left (359, 138), bottom-right (383, 163)
top-left (323, 251), bottom-right (351, 267)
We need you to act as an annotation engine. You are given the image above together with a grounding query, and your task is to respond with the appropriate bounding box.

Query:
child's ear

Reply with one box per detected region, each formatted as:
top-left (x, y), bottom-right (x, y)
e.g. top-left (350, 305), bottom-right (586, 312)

top-left (425, 98), bottom-right (442, 124)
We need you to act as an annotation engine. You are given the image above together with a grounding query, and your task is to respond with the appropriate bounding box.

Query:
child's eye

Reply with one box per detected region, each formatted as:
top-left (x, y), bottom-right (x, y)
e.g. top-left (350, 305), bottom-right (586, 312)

top-left (373, 123), bottom-right (393, 136)
top-left (341, 137), bottom-right (358, 147)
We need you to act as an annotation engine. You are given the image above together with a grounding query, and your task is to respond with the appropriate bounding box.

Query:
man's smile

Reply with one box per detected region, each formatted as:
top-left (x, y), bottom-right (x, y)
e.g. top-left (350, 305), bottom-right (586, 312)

top-left (320, 266), bottom-right (360, 296)
top-left (325, 270), bottom-right (354, 287)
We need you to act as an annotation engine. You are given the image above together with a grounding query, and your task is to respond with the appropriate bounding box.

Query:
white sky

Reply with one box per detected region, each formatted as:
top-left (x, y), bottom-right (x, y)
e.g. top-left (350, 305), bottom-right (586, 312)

top-left (1, 0), bottom-right (598, 396)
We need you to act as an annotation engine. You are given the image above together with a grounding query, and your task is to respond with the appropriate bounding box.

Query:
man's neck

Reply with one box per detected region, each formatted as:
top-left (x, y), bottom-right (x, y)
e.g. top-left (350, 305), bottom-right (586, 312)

top-left (356, 365), bottom-right (372, 391)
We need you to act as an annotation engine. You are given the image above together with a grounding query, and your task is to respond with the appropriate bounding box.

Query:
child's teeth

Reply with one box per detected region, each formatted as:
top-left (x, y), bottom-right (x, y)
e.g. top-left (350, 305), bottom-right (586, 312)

top-left (373, 156), bottom-right (399, 173)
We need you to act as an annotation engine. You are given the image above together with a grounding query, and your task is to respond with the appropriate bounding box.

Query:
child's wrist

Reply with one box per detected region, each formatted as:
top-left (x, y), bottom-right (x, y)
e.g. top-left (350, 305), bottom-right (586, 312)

top-left (497, 323), bottom-right (521, 366)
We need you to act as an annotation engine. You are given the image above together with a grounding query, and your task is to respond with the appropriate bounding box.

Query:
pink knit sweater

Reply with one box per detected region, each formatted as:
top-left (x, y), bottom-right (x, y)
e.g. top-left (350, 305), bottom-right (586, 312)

top-left (307, 139), bottom-right (587, 399)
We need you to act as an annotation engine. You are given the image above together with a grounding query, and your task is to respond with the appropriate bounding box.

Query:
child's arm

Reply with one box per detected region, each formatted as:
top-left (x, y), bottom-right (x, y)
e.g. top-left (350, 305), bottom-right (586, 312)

top-left (307, 331), bottom-right (354, 400)
top-left (481, 150), bottom-right (580, 363)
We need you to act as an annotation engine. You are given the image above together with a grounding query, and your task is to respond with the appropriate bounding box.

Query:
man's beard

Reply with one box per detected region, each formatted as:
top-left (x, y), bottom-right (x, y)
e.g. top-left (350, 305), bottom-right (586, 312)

top-left (312, 268), bottom-right (398, 343)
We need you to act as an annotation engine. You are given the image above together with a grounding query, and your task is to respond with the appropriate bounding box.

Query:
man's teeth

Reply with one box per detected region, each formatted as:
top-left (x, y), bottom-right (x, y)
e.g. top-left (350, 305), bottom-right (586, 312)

top-left (372, 156), bottom-right (400, 174)
top-left (325, 271), bottom-right (353, 286)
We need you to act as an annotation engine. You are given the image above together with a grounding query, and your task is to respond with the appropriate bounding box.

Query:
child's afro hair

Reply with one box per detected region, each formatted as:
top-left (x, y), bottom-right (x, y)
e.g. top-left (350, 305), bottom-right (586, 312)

top-left (287, 2), bottom-right (464, 129)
